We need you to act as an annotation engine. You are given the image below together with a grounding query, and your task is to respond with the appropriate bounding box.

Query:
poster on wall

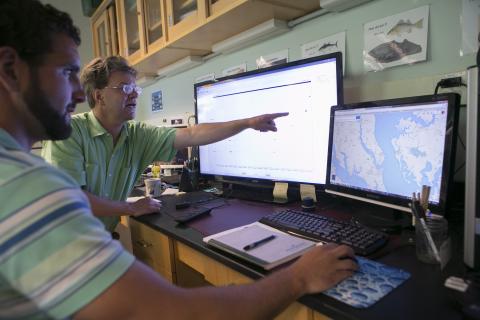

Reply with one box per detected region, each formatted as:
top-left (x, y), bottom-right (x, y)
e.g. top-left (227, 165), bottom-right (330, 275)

top-left (222, 63), bottom-right (247, 77)
top-left (363, 6), bottom-right (429, 72)
top-left (461, 0), bottom-right (480, 56)
top-left (195, 73), bottom-right (215, 83)
top-left (301, 31), bottom-right (346, 73)
top-left (151, 90), bottom-right (162, 113)
top-left (256, 49), bottom-right (289, 69)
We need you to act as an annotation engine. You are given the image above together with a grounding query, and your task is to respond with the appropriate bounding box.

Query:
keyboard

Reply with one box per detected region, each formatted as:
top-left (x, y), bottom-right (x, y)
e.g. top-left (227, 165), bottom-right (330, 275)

top-left (168, 190), bottom-right (218, 207)
top-left (259, 209), bottom-right (388, 256)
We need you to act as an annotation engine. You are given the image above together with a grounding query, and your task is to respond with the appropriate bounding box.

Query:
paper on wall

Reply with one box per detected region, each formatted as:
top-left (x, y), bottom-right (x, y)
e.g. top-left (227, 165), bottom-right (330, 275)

top-left (256, 49), bottom-right (289, 69)
top-left (461, 0), bottom-right (480, 56)
top-left (222, 63), bottom-right (247, 76)
top-left (363, 6), bottom-right (429, 72)
top-left (301, 31), bottom-right (346, 74)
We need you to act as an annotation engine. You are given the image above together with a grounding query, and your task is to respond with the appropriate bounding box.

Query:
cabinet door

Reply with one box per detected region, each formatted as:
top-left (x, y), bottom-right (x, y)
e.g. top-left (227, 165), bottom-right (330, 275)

top-left (107, 5), bottom-right (119, 55)
top-left (130, 219), bottom-right (175, 282)
top-left (176, 241), bottom-right (313, 320)
top-left (143, 0), bottom-right (167, 52)
top-left (208, 0), bottom-right (237, 17)
top-left (118, 0), bottom-right (146, 63)
top-left (165, 0), bottom-right (207, 41)
top-left (92, 10), bottom-right (111, 57)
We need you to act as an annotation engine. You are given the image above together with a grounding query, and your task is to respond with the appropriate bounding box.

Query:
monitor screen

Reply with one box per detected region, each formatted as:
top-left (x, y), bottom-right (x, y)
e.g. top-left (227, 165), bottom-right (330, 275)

top-left (195, 52), bottom-right (343, 185)
top-left (325, 93), bottom-right (459, 213)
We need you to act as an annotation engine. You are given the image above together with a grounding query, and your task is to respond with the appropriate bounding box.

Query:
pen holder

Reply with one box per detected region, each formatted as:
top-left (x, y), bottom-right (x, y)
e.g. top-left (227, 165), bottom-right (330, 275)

top-left (415, 214), bottom-right (449, 264)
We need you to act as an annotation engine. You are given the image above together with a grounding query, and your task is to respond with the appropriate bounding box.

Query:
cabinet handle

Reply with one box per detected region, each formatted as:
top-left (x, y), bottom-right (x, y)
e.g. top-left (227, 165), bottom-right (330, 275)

top-left (168, 15), bottom-right (173, 27)
top-left (135, 240), bottom-right (152, 248)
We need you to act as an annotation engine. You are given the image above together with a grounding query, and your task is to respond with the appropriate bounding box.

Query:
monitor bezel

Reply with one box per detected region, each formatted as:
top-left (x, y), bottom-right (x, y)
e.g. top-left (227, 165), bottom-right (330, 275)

top-left (325, 93), bottom-right (460, 215)
top-left (194, 52), bottom-right (343, 188)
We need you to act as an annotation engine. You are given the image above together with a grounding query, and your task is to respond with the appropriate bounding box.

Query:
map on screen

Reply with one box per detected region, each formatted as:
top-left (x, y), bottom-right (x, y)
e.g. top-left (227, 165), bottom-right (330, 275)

top-left (329, 102), bottom-right (448, 204)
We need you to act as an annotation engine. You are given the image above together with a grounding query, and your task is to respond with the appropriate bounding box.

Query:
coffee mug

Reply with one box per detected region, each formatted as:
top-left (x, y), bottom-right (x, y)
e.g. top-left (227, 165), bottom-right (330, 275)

top-left (145, 178), bottom-right (162, 197)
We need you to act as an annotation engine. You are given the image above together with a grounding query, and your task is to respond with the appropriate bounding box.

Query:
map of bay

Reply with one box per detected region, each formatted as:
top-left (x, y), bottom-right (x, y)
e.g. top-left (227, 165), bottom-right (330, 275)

top-left (331, 108), bottom-right (447, 203)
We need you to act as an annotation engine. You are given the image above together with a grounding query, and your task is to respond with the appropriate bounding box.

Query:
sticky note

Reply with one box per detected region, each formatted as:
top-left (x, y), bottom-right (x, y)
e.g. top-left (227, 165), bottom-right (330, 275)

top-left (300, 184), bottom-right (317, 202)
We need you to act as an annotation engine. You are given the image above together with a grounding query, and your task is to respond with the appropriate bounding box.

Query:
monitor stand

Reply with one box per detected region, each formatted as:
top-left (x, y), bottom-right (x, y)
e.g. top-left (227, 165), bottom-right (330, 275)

top-left (353, 204), bottom-right (412, 234)
top-left (221, 182), bottom-right (298, 204)
top-left (327, 198), bottom-right (411, 233)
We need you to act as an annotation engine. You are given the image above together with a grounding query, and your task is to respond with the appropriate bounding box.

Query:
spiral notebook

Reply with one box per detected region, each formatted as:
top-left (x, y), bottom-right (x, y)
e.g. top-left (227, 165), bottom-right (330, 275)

top-left (203, 222), bottom-right (316, 270)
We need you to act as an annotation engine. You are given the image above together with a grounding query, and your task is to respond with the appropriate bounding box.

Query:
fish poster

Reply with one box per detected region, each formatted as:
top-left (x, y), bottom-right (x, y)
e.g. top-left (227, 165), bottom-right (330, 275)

top-left (301, 31), bottom-right (345, 73)
top-left (222, 63), bottom-right (247, 77)
top-left (364, 6), bottom-right (429, 72)
top-left (256, 49), bottom-right (289, 69)
top-left (461, 0), bottom-right (480, 56)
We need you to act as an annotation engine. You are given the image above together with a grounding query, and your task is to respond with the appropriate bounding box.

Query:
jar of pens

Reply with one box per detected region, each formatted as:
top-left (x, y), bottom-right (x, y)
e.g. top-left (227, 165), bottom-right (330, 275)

top-left (411, 185), bottom-right (450, 267)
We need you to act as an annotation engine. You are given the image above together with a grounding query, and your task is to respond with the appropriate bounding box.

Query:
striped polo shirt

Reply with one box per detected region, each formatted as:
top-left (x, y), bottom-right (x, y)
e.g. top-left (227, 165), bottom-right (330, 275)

top-left (0, 129), bottom-right (135, 319)
top-left (42, 111), bottom-right (177, 232)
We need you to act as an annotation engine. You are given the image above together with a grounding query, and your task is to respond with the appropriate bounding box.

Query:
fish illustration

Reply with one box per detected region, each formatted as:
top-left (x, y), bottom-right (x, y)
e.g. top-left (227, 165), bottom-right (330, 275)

top-left (368, 39), bottom-right (422, 63)
top-left (387, 18), bottom-right (423, 37)
top-left (318, 41), bottom-right (338, 51)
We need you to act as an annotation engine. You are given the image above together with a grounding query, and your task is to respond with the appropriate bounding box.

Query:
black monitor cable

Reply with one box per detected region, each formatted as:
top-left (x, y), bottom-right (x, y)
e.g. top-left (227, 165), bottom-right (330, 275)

top-left (434, 77), bottom-right (467, 95)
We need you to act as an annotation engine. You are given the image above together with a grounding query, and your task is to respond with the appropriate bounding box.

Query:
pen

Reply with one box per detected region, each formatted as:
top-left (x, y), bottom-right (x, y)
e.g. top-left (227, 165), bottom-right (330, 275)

top-left (243, 235), bottom-right (276, 251)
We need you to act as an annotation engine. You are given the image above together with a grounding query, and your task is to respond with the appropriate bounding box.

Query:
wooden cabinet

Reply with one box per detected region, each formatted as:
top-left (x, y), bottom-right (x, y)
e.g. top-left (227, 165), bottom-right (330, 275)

top-left (130, 219), bottom-right (176, 282)
top-left (92, 0), bottom-right (321, 74)
top-left (117, 0), bottom-right (146, 64)
top-left (175, 241), bottom-right (313, 320)
top-left (92, 4), bottom-right (119, 57)
top-left (165, 0), bottom-right (207, 42)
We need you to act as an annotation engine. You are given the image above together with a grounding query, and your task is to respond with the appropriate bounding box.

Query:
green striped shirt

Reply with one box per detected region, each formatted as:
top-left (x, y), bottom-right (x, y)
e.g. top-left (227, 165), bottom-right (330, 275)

top-left (42, 111), bottom-right (177, 231)
top-left (0, 129), bottom-right (135, 319)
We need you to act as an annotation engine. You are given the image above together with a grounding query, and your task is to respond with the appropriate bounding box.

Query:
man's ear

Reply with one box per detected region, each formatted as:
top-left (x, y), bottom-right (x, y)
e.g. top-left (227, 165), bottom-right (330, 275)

top-left (0, 47), bottom-right (22, 92)
top-left (94, 88), bottom-right (104, 106)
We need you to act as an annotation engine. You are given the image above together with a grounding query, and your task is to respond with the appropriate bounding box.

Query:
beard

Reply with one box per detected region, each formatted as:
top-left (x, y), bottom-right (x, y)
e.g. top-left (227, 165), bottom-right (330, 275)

top-left (23, 69), bottom-right (73, 140)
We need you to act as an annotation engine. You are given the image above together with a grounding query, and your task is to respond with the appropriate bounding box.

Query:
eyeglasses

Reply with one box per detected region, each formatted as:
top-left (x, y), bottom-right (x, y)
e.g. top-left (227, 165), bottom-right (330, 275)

top-left (104, 84), bottom-right (143, 95)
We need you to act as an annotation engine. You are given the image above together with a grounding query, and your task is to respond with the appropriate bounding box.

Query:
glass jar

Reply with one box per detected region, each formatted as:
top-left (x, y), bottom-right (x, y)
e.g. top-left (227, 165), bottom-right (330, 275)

top-left (415, 214), bottom-right (449, 264)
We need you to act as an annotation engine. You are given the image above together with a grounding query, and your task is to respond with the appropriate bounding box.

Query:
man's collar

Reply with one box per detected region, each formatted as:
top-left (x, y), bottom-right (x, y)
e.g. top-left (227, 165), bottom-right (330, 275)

top-left (0, 128), bottom-right (24, 151)
top-left (87, 110), bottom-right (129, 139)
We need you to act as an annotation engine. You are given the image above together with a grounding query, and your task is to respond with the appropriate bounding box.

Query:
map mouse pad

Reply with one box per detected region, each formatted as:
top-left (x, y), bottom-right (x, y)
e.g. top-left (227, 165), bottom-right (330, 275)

top-left (323, 257), bottom-right (410, 308)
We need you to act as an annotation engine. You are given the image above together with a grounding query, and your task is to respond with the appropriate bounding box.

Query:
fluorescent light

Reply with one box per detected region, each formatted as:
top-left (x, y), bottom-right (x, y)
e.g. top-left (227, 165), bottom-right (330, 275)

top-left (137, 75), bottom-right (159, 88)
top-left (156, 56), bottom-right (204, 77)
top-left (212, 19), bottom-right (289, 54)
top-left (320, 0), bottom-right (373, 12)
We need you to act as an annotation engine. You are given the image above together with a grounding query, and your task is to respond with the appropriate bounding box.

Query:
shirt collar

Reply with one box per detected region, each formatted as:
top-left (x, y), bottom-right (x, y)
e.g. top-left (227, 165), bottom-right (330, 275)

top-left (0, 128), bottom-right (24, 151)
top-left (86, 111), bottom-right (129, 139)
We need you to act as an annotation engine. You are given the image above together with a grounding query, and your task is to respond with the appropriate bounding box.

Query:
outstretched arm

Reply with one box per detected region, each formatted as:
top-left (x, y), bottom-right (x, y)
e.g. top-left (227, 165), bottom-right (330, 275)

top-left (74, 244), bottom-right (356, 320)
top-left (173, 113), bottom-right (289, 150)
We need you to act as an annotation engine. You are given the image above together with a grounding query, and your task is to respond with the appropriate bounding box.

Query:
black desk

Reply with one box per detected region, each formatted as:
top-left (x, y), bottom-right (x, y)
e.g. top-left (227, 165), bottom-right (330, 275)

top-left (133, 196), bottom-right (464, 320)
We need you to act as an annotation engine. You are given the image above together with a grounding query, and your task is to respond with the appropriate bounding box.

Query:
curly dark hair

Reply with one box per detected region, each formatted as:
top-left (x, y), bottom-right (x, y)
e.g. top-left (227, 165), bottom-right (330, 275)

top-left (0, 0), bottom-right (81, 66)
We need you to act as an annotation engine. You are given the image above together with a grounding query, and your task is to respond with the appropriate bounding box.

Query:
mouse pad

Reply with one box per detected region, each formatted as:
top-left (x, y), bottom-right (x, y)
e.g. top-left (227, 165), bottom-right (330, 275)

top-left (323, 257), bottom-right (410, 308)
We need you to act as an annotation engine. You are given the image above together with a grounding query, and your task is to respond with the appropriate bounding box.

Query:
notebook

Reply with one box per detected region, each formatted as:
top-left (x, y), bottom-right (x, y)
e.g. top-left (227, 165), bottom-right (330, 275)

top-left (324, 257), bottom-right (411, 308)
top-left (203, 222), bottom-right (316, 270)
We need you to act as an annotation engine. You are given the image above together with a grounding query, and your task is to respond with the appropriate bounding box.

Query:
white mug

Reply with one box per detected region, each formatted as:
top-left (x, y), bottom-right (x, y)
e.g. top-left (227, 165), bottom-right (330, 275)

top-left (144, 178), bottom-right (162, 197)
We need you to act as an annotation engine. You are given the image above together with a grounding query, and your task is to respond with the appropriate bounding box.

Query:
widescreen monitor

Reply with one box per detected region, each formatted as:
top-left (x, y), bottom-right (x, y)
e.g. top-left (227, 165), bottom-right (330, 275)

top-left (195, 52), bottom-right (343, 186)
top-left (325, 93), bottom-right (459, 214)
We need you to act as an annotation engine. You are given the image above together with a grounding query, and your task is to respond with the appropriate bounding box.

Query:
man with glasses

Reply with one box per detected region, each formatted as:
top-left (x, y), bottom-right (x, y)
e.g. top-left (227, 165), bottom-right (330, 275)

top-left (0, 1), bottom-right (358, 317)
top-left (42, 56), bottom-right (289, 232)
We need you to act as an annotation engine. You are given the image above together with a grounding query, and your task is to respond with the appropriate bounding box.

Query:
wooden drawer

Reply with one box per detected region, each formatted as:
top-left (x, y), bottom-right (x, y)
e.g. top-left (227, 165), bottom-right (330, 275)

top-left (130, 219), bottom-right (175, 282)
top-left (175, 241), bottom-right (312, 320)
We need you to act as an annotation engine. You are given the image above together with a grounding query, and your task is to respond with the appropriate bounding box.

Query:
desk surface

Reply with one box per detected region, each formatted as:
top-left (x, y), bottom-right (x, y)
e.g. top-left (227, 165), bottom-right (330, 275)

top-left (134, 195), bottom-right (463, 320)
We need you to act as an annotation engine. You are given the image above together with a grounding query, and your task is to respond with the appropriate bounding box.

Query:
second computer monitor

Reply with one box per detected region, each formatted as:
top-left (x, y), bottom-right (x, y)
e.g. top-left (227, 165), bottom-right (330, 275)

top-left (326, 93), bottom-right (459, 214)
top-left (195, 52), bottom-right (343, 185)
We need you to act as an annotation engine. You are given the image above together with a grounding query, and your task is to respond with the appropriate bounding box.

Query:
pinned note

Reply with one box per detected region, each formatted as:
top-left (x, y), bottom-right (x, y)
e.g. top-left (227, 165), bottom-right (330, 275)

top-left (273, 182), bottom-right (288, 203)
top-left (300, 184), bottom-right (317, 202)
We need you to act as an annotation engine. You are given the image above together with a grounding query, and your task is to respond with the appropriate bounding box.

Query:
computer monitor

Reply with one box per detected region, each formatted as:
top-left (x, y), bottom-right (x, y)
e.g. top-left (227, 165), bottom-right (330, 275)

top-left (195, 52), bottom-right (343, 187)
top-left (325, 93), bottom-right (459, 214)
